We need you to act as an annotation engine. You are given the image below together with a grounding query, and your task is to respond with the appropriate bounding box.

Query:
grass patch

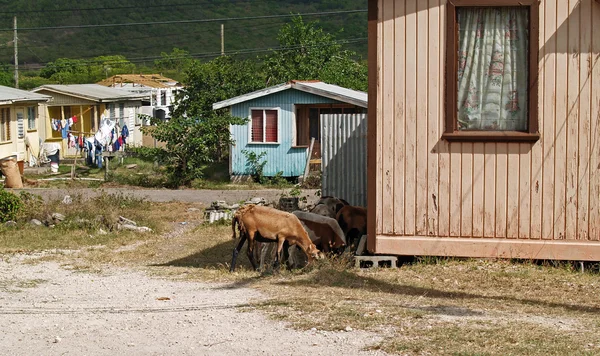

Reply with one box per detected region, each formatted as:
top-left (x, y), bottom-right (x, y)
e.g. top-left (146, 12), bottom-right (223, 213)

top-left (3, 201), bottom-right (600, 355)
top-left (0, 278), bottom-right (47, 292)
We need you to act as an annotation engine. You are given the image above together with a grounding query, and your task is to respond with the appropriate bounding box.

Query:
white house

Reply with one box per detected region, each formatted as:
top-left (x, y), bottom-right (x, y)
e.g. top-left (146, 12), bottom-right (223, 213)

top-left (0, 85), bottom-right (50, 165)
top-left (97, 74), bottom-right (182, 121)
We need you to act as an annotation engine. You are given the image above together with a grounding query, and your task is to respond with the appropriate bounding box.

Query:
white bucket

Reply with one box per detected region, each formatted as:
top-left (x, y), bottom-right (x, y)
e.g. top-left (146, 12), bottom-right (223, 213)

top-left (50, 162), bottom-right (59, 173)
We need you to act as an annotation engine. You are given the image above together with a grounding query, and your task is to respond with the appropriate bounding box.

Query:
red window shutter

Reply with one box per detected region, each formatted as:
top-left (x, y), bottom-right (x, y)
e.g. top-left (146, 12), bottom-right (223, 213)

top-left (251, 110), bottom-right (263, 142)
top-left (265, 110), bottom-right (278, 142)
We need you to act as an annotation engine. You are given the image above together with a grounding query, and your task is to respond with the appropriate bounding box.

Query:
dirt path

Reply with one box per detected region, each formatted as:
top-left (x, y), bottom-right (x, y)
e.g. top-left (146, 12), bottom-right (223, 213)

top-left (13, 188), bottom-right (321, 207)
top-left (0, 257), bottom-right (388, 356)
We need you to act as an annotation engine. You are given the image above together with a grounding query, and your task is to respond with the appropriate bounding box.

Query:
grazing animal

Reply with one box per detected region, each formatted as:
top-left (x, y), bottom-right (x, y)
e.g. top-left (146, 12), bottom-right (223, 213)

top-left (230, 204), bottom-right (323, 272)
top-left (336, 205), bottom-right (367, 252)
top-left (293, 211), bottom-right (346, 253)
top-left (310, 196), bottom-right (349, 218)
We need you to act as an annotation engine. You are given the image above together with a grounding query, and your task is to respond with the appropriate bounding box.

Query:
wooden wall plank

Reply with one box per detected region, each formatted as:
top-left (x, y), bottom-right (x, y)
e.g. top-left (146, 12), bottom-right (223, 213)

top-left (590, 1), bottom-right (600, 241)
top-left (506, 144), bottom-right (520, 238)
top-left (404, 0), bottom-right (417, 235)
top-left (450, 143), bottom-right (462, 237)
top-left (393, 0), bottom-right (406, 236)
top-left (578, 0), bottom-right (592, 241)
top-left (438, 0), bottom-right (450, 237)
top-left (381, 0), bottom-right (395, 235)
top-left (496, 143), bottom-right (508, 238)
top-left (415, 0), bottom-right (429, 235)
top-left (519, 143), bottom-right (531, 239)
top-left (554, 0), bottom-right (569, 240)
top-left (542, 0), bottom-right (557, 240)
top-left (427, 0), bottom-right (440, 236)
top-left (530, 0), bottom-right (544, 240)
top-left (565, 0), bottom-right (580, 240)
top-left (472, 143), bottom-right (485, 237)
top-left (484, 143), bottom-right (496, 237)
top-left (375, 0), bottom-right (384, 235)
top-left (461, 143), bottom-right (473, 236)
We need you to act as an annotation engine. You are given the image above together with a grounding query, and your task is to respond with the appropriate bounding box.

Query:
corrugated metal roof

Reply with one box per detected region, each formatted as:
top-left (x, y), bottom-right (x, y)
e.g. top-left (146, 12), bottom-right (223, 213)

top-left (97, 74), bottom-right (182, 88)
top-left (213, 80), bottom-right (368, 110)
top-left (32, 84), bottom-right (149, 102)
top-left (0, 85), bottom-right (50, 105)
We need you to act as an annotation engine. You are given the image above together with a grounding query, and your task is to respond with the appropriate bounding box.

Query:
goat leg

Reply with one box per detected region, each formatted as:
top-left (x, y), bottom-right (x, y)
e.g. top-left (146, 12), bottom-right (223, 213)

top-left (246, 238), bottom-right (259, 271)
top-left (273, 237), bottom-right (286, 272)
top-left (230, 233), bottom-right (247, 272)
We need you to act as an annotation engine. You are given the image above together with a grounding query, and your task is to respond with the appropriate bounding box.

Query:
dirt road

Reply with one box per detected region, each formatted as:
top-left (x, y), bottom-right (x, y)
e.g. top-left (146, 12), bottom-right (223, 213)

top-left (0, 256), bottom-right (387, 356)
top-left (13, 188), bottom-right (321, 207)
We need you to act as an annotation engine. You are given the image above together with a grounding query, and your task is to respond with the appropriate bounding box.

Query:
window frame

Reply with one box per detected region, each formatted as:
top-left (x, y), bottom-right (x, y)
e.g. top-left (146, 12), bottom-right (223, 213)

top-left (443, 0), bottom-right (540, 143)
top-left (0, 108), bottom-right (10, 143)
top-left (27, 106), bottom-right (36, 131)
top-left (247, 107), bottom-right (280, 145)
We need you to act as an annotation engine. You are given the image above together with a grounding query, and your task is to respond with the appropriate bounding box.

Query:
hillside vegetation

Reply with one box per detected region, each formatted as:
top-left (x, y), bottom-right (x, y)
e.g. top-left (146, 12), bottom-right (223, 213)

top-left (0, 0), bottom-right (367, 68)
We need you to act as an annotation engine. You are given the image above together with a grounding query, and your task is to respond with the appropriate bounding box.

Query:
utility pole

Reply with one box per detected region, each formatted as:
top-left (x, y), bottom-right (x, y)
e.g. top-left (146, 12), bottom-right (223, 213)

top-left (221, 23), bottom-right (224, 56)
top-left (13, 16), bottom-right (18, 88)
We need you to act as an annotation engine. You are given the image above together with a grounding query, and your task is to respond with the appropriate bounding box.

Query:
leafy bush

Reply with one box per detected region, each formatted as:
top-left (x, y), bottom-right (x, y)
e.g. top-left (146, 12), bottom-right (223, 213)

top-left (0, 189), bottom-right (23, 223)
top-left (242, 150), bottom-right (268, 183)
top-left (128, 146), bottom-right (169, 163)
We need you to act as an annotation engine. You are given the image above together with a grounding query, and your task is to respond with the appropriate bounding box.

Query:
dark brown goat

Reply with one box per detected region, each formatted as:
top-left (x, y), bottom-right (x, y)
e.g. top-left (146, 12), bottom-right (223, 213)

top-left (336, 205), bottom-right (367, 251)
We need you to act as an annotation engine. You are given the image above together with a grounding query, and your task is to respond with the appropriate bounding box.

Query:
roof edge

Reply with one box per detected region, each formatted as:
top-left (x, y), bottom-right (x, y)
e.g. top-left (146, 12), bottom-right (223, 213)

top-left (212, 83), bottom-right (292, 110)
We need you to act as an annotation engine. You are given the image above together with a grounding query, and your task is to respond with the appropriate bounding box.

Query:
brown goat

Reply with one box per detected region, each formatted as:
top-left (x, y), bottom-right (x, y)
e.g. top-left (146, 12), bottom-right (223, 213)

top-left (310, 196), bottom-right (349, 218)
top-left (230, 204), bottom-right (323, 272)
top-left (336, 205), bottom-right (367, 252)
top-left (293, 211), bottom-right (346, 253)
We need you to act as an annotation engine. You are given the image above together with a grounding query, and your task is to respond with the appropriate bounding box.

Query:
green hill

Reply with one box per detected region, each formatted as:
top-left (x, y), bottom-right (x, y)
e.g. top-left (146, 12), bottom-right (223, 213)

top-left (0, 0), bottom-right (367, 69)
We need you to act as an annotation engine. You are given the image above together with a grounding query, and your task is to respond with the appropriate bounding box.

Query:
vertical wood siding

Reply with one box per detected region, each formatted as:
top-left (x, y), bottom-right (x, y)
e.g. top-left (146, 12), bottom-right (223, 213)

top-left (374, 0), bottom-right (600, 242)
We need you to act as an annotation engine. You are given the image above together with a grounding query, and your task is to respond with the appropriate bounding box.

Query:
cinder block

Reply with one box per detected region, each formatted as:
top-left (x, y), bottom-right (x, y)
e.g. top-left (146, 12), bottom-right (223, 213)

top-left (354, 255), bottom-right (398, 269)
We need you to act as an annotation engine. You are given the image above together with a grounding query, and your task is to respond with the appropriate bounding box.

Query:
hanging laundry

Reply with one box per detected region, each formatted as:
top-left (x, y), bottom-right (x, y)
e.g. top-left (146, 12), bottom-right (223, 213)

top-left (68, 133), bottom-right (76, 148)
top-left (61, 119), bottom-right (70, 139)
top-left (121, 125), bottom-right (129, 145)
top-left (71, 115), bottom-right (78, 124)
top-left (51, 118), bottom-right (58, 131)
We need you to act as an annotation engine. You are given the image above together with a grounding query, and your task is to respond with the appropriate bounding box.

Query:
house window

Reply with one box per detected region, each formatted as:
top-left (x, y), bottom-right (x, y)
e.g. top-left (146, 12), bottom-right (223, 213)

top-left (16, 111), bottom-right (24, 139)
top-left (0, 108), bottom-right (10, 142)
top-left (119, 103), bottom-right (125, 127)
top-left (134, 106), bottom-right (141, 126)
top-left (250, 109), bottom-right (278, 143)
top-left (161, 91), bottom-right (167, 106)
top-left (109, 103), bottom-right (115, 120)
top-left (27, 107), bottom-right (36, 130)
top-left (444, 1), bottom-right (539, 142)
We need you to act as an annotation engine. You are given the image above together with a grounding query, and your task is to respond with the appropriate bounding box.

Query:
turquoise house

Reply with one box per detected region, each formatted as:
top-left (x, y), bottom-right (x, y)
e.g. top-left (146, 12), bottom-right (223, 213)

top-left (213, 80), bottom-right (367, 179)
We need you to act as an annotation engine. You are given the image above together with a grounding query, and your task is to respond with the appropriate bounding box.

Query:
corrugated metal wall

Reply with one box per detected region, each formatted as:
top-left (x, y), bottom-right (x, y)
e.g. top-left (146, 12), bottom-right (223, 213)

top-left (370, 0), bottom-right (600, 259)
top-left (230, 89), bottom-right (340, 177)
top-left (321, 113), bottom-right (367, 207)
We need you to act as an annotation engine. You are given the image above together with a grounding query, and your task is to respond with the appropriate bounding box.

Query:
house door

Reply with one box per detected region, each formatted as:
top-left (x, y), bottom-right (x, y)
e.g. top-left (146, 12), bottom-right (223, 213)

top-left (308, 108), bottom-right (321, 160)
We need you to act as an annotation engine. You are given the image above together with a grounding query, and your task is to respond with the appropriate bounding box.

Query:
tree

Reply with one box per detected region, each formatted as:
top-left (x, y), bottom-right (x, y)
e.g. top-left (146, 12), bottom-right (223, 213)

top-left (145, 56), bottom-right (266, 186)
top-left (39, 56), bottom-right (136, 84)
top-left (263, 16), bottom-right (367, 91)
top-left (154, 48), bottom-right (194, 73)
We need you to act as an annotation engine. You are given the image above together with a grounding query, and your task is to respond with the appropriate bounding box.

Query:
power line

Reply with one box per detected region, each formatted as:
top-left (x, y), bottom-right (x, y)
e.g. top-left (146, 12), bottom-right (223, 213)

top-left (0, 10), bottom-right (367, 32)
top-left (0, 0), bottom-right (307, 15)
top-left (13, 37), bottom-right (367, 70)
top-left (4, 20), bottom-right (289, 52)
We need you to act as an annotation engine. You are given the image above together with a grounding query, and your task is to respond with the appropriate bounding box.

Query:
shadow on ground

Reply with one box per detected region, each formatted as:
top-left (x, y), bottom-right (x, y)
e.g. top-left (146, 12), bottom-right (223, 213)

top-left (273, 268), bottom-right (600, 315)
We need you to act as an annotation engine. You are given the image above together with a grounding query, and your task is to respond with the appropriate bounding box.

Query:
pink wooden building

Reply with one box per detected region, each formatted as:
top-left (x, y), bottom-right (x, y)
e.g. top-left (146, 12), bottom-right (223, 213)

top-left (367, 0), bottom-right (600, 260)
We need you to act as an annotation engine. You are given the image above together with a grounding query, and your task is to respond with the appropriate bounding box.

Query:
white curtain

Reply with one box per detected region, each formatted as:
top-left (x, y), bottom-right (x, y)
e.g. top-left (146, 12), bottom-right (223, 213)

top-left (457, 7), bottom-right (529, 131)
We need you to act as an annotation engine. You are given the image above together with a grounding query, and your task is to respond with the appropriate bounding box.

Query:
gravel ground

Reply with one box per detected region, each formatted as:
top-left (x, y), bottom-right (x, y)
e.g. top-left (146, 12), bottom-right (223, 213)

top-left (12, 188), bottom-right (321, 207)
top-left (0, 256), bottom-right (389, 356)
